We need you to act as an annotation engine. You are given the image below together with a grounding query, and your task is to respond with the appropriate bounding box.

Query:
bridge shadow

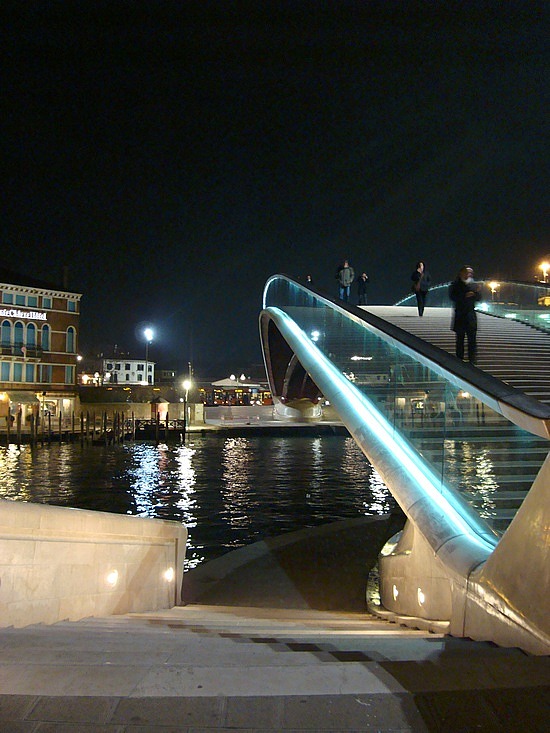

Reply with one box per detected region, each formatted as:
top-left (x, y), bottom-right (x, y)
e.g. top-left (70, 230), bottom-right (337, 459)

top-left (182, 511), bottom-right (406, 612)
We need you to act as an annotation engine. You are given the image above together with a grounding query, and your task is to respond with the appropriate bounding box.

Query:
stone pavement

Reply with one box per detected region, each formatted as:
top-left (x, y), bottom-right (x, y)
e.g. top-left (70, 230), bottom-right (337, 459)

top-left (0, 517), bottom-right (548, 732)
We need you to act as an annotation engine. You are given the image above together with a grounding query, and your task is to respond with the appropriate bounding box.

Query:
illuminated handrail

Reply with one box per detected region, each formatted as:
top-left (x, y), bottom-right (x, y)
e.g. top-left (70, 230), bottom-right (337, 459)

top-left (263, 275), bottom-right (550, 435)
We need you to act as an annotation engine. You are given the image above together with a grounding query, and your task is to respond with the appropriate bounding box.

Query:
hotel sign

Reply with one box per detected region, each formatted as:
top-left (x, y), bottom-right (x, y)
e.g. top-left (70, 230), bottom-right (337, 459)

top-left (0, 308), bottom-right (48, 321)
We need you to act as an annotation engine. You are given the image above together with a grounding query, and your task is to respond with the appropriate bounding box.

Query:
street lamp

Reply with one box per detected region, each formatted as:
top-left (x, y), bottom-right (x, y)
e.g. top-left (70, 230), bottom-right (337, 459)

top-left (539, 262), bottom-right (550, 283)
top-left (143, 327), bottom-right (154, 385)
top-left (182, 378), bottom-right (192, 440)
top-left (488, 281), bottom-right (499, 302)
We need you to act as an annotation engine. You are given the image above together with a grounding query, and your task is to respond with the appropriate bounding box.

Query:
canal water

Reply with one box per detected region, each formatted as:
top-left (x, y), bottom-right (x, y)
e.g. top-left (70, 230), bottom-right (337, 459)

top-left (0, 434), bottom-right (396, 568)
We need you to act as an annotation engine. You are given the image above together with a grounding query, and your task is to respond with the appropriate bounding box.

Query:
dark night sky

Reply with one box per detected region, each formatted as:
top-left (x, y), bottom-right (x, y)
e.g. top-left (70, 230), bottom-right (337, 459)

top-left (2, 1), bottom-right (548, 377)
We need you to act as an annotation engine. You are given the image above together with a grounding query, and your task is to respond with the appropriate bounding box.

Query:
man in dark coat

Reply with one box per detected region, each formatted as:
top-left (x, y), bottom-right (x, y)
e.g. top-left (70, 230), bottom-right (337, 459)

top-left (357, 272), bottom-right (369, 305)
top-left (449, 266), bottom-right (481, 363)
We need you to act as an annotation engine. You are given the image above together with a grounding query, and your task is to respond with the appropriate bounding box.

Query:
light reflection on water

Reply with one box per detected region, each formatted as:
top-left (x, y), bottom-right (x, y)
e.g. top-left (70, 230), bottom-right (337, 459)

top-left (0, 435), bottom-right (396, 568)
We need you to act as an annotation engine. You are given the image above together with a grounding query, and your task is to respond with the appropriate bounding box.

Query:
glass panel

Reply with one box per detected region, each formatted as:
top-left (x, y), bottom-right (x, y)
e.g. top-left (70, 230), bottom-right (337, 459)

top-left (26, 323), bottom-right (36, 346)
top-left (1, 362), bottom-right (10, 380)
top-left (397, 280), bottom-right (550, 334)
top-left (13, 363), bottom-right (23, 382)
top-left (25, 363), bottom-right (34, 382)
top-left (28, 296), bottom-right (38, 307)
top-left (2, 293), bottom-right (13, 304)
top-left (264, 277), bottom-right (549, 535)
top-left (1, 320), bottom-right (11, 346)
top-left (66, 327), bottom-right (75, 353)
top-left (14, 322), bottom-right (24, 346)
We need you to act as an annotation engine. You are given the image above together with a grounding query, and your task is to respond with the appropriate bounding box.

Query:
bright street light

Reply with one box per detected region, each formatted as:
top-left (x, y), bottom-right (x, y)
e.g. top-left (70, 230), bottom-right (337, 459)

top-left (539, 262), bottom-right (550, 283)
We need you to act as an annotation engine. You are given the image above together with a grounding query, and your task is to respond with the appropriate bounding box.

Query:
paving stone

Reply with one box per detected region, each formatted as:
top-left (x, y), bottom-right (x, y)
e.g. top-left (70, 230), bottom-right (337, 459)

top-left (413, 686), bottom-right (550, 733)
top-left (28, 696), bottom-right (118, 723)
top-left (225, 695), bottom-right (283, 728)
top-left (111, 697), bottom-right (224, 727)
top-left (0, 695), bottom-right (38, 721)
top-left (281, 693), bottom-right (428, 731)
top-left (36, 726), bottom-right (124, 733)
top-left (0, 723), bottom-right (40, 733)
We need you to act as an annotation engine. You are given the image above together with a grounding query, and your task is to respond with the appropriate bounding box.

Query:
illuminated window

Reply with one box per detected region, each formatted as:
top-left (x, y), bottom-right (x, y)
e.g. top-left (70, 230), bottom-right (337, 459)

top-left (41, 324), bottom-right (50, 351)
top-left (66, 327), bottom-right (76, 353)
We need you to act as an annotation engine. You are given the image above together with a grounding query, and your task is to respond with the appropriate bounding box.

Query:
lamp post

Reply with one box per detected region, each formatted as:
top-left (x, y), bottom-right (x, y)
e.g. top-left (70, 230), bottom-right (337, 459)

top-left (488, 281), bottom-right (499, 302)
top-left (143, 327), bottom-right (154, 386)
top-left (540, 262), bottom-right (550, 284)
top-left (182, 378), bottom-right (192, 442)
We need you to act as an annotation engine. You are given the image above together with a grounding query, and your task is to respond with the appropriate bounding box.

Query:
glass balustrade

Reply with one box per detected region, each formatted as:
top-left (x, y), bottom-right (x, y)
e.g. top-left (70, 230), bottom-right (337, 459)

top-left (397, 280), bottom-right (550, 334)
top-left (264, 276), bottom-right (549, 535)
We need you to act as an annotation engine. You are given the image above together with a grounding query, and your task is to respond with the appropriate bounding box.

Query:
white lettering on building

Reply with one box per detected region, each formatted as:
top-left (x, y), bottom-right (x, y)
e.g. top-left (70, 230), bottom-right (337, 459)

top-left (0, 308), bottom-right (48, 321)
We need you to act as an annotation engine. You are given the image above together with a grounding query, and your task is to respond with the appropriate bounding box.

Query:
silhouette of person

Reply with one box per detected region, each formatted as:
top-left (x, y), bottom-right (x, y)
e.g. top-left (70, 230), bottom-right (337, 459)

top-left (357, 272), bottom-right (369, 305)
top-left (335, 259), bottom-right (355, 302)
top-left (411, 261), bottom-right (431, 316)
top-left (449, 265), bottom-right (481, 363)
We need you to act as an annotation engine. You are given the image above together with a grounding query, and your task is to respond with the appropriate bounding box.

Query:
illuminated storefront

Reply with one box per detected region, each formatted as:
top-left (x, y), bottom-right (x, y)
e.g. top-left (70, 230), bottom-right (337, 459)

top-left (199, 375), bottom-right (272, 406)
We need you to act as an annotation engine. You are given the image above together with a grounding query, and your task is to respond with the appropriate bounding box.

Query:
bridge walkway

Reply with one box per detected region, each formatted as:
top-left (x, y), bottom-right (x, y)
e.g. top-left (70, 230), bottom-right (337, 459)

top-left (363, 305), bottom-right (550, 405)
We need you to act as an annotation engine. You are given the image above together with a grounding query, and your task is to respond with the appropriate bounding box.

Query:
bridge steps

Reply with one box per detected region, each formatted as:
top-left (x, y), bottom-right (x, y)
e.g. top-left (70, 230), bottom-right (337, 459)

top-left (364, 305), bottom-right (550, 405)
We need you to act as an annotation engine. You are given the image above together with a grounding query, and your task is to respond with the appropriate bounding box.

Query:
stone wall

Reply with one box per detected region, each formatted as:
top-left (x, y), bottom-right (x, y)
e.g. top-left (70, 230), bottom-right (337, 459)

top-left (0, 499), bottom-right (187, 627)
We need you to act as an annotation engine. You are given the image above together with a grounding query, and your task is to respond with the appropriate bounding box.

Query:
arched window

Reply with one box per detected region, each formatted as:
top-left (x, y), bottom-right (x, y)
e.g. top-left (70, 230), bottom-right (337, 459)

top-left (1, 320), bottom-right (11, 347)
top-left (41, 324), bottom-right (50, 351)
top-left (66, 326), bottom-right (76, 353)
top-left (26, 322), bottom-right (36, 347)
top-left (14, 322), bottom-right (24, 347)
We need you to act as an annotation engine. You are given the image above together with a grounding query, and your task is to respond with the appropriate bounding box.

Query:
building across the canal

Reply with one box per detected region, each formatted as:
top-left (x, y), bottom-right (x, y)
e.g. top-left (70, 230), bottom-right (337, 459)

top-left (0, 267), bottom-right (81, 426)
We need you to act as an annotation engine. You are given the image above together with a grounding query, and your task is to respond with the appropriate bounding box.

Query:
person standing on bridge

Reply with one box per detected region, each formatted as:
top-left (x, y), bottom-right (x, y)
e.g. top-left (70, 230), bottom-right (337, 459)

top-left (411, 261), bottom-right (431, 316)
top-left (449, 266), bottom-right (481, 364)
top-left (335, 259), bottom-right (355, 302)
top-left (357, 272), bottom-right (369, 305)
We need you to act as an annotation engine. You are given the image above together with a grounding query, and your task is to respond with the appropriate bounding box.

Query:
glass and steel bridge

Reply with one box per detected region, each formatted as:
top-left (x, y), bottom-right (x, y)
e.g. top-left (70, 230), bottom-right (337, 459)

top-left (260, 275), bottom-right (550, 654)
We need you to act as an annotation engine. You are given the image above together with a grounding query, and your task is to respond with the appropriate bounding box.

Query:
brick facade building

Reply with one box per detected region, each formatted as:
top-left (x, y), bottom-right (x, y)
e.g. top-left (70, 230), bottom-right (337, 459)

top-left (0, 267), bottom-right (81, 426)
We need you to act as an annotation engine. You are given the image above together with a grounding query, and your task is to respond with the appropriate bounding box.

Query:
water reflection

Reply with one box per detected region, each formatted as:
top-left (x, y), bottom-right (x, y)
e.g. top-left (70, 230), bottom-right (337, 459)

top-left (0, 435), bottom-right (397, 567)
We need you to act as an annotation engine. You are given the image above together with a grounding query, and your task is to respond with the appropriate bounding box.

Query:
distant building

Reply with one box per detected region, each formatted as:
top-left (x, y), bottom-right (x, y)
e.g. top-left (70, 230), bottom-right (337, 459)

top-left (155, 369), bottom-right (177, 386)
top-left (80, 356), bottom-right (155, 386)
top-left (0, 267), bottom-right (81, 425)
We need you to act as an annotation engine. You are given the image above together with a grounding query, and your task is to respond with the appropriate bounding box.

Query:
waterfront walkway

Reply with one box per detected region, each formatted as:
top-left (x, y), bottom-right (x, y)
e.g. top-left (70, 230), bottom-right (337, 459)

top-left (1, 517), bottom-right (548, 732)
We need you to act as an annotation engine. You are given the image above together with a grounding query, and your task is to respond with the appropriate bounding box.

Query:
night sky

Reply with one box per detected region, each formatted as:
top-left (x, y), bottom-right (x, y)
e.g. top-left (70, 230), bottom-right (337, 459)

top-left (2, 1), bottom-right (548, 377)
